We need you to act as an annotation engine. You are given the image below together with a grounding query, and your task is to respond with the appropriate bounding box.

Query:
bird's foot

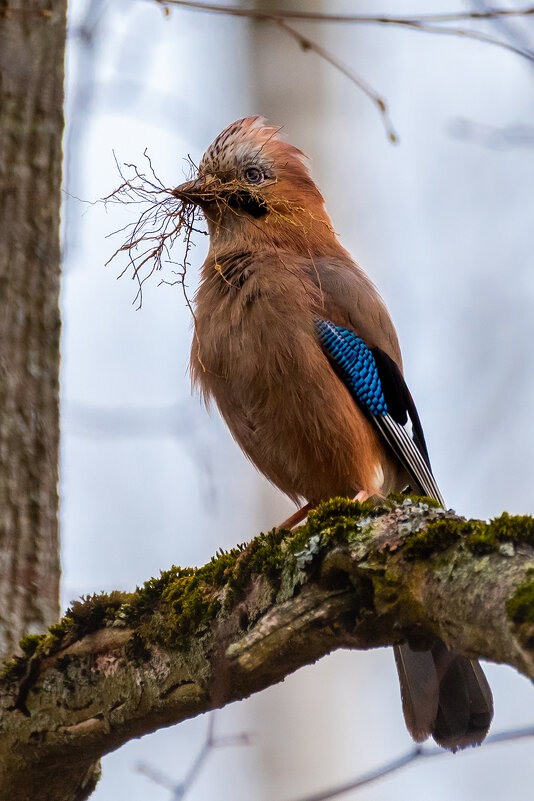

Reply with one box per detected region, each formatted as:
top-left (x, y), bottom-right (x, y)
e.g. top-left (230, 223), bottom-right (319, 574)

top-left (353, 490), bottom-right (371, 503)
top-left (278, 502), bottom-right (312, 531)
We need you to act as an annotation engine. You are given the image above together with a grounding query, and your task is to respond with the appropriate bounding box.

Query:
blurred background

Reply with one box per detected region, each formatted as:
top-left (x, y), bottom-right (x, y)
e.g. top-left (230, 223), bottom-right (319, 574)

top-left (60, 1), bottom-right (534, 799)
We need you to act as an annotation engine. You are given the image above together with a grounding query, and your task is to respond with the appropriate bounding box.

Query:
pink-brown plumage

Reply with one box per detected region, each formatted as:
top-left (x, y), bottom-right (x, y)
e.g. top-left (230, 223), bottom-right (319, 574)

top-left (174, 116), bottom-right (493, 752)
top-left (185, 116), bottom-right (405, 503)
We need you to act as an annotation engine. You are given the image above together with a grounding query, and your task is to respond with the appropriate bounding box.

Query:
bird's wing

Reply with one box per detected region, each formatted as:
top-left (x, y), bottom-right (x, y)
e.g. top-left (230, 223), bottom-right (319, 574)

top-left (315, 318), bottom-right (444, 505)
top-left (312, 258), bottom-right (403, 368)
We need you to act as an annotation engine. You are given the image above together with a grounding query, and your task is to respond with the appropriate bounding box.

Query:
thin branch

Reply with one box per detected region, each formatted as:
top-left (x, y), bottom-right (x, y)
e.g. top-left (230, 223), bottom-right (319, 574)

top-left (102, 152), bottom-right (204, 309)
top-left (391, 18), bottom-right (534, 63)
top-left (274, 20), bottom-right (398, 143)
top-left (155, 2), bottom-right (534, 63)
top-left (152, 1), bottom-right (534, 25)
top-left (288, 725), bottom-right (534, 801)
top-left (471, 0), bottom-right (534, 71)
top-left (149, 1), bottom-right (534, 146)
top-left (135, 719), bottom-right (534, 801)
top-left (288, 749), bottom-right (423, 801)
top-left (136, 712), bottom-right (251, 799)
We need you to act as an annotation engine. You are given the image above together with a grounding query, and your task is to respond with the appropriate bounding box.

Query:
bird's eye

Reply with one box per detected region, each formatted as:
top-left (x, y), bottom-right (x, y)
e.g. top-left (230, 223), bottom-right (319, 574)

top-left (244, 166), bottom-right (264, 184)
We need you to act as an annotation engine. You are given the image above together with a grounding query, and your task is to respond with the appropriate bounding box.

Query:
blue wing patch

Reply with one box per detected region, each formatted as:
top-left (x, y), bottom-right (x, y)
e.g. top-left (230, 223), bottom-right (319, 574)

top-left (315, 317), bottom-right (444, 506)
top-left (314, 319), bottom-right (388, 416)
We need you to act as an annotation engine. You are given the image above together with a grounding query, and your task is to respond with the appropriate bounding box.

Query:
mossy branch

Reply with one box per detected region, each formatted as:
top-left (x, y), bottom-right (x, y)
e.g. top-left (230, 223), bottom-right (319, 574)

top-left (2, 496), bottom-right (534, 801)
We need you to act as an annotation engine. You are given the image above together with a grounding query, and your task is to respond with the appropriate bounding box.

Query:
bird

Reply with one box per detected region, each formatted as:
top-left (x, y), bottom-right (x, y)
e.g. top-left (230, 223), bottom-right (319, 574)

top-left (173, 116), bottom-right (493, 751)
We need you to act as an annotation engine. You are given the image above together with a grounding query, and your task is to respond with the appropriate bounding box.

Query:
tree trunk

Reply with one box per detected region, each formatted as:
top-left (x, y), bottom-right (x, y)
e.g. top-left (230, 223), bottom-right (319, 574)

top-left (0, 0), bottom-right (66, 658)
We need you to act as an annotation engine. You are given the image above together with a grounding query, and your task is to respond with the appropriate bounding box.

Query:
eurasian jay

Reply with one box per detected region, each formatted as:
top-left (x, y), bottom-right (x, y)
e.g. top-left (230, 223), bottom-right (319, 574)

top-left (173, 116), bottom-right (493, 750)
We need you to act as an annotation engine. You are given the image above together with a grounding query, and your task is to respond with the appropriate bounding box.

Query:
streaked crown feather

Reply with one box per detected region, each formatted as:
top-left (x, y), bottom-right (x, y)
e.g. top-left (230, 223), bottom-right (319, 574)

top-left (199, 116), bottom-right (311, 180)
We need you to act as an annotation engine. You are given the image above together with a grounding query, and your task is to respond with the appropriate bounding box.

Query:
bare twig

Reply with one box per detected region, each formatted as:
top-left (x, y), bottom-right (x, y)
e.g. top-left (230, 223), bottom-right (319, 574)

top-left (274, 20), bottom-right (398, 143)
top-left (152, 1), bottom-right (534, 25)
top-left (149, 1), bottom-right (534, 145)
top-left (155, 2), bottom-right (534, 63)
top-left (102, 152), bottom-right (204, 308)
top-left (471, 0), bottom-right (534, 71)
top-left (287, 725), bottom-right (534, 801)
top-left (389, 18), bottom-right (534, 63)
top-left (135, 717), bottom-right (534, 801)
top-left (136, 712), bottom-right (252, 799)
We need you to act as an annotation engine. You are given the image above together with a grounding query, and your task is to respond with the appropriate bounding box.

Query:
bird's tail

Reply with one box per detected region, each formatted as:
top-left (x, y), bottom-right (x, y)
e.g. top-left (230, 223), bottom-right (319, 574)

top-left (394, 640), bottom-right (493, 750)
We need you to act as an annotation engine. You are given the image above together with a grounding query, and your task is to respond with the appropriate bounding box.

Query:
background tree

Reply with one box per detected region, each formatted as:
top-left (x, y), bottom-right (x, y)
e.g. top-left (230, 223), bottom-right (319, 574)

top-left (0, 0), bottom-right (66, 658)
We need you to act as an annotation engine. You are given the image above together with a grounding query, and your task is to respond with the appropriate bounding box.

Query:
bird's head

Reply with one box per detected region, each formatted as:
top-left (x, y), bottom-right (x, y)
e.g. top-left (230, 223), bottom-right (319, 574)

top-left (173, 116), bottom-right (338, 254)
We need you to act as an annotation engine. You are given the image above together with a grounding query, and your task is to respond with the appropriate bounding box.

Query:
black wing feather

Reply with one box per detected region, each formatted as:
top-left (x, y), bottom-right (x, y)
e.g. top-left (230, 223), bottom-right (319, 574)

top-left (371, 347), bottom-right (430, 465)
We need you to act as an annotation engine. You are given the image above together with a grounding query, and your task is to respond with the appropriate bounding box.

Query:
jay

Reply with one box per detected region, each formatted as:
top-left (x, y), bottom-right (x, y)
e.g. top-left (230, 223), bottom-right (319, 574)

top-left (174, 116), bottom-right (493, 751)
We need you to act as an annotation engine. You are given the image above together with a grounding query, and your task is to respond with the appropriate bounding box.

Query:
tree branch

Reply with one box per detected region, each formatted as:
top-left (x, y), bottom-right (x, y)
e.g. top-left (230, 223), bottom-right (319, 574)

top-left (153, 0), bottom-right (534, 62)
top-left (135, 711), bottom-right (251, 798)
top-left (287, 725), bottom-right (534, 801)
top-left (274, 19), bottom-right (398, 143)
top-left (148, 1), bottom-right (534, 144)
top-left (2, 496), bottom-right (534, 800)
top-left (153, 1), bottom-right (534, 25)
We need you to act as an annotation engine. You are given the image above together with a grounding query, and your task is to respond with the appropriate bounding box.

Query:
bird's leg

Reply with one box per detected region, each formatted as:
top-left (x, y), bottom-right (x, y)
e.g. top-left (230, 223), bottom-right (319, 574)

top-left (278, 502), bottom-right (312, 531)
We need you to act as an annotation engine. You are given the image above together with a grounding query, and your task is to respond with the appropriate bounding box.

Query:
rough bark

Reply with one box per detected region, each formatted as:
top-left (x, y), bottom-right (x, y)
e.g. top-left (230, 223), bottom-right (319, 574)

top-left (1, 497), bottom-right (534, 801)
top-left (0, 0), bottom-right (66, 658)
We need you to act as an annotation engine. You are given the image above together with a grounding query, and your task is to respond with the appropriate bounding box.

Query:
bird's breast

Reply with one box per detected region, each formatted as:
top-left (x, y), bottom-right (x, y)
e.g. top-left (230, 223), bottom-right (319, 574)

top-left (193, 254), bottom-right (320, 381)
top-left (191, 254), bottom-right (394, 502)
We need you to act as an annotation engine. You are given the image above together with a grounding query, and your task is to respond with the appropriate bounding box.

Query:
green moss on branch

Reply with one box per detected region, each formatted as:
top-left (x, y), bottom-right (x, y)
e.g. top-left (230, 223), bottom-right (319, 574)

top-left (404, 511), bottom-right (534, 560)
top-left (3, 496), bottom-right (534, 683)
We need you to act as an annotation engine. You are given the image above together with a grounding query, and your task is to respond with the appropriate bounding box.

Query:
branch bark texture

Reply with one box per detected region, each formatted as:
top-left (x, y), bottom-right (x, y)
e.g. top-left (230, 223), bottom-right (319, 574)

top-left (1, 497), bottom-right (534, 800)
top-left (0, 0), bottom-right (66, 658)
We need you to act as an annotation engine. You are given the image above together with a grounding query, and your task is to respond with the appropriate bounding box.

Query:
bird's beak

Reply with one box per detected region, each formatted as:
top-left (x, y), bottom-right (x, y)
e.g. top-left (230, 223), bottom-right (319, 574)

top-left (172, 174), bottom-right (218, 206)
